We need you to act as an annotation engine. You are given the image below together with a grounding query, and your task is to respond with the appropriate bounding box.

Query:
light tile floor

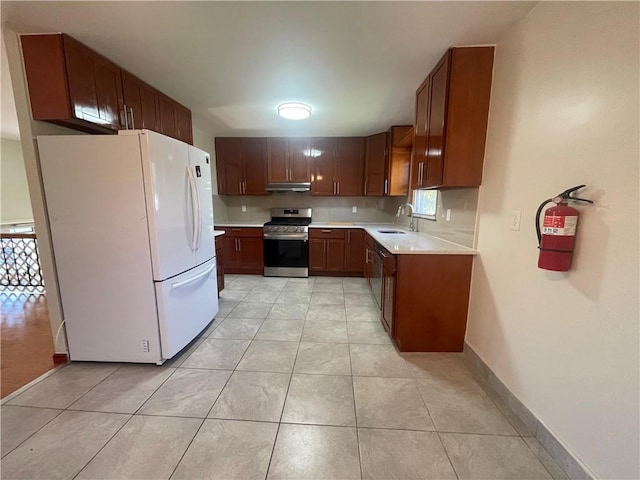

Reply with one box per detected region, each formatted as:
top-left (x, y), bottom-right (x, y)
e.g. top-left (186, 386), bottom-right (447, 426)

top-left (1, 275), bottom-right (567, 480)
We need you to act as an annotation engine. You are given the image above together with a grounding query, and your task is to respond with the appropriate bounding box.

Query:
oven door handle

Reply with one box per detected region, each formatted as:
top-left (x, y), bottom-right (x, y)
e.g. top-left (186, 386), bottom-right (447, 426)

top-left (263, 233), bottom-right (309, 240)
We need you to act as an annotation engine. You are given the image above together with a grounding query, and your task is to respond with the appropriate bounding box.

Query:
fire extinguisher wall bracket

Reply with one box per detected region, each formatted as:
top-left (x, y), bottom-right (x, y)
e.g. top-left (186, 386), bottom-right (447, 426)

top-left (535, 185), bottom-right (593, 272)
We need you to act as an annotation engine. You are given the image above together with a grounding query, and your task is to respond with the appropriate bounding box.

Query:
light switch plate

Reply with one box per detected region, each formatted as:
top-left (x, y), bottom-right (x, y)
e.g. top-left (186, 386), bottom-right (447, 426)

top-left (510, 210), bottom-right (521, 231)
top-left (445, 209), bottom-right (451, 221)
top-left (241, 205), bottom-right (247, 212)
top-left (352, 206), bottom-right (358, 213)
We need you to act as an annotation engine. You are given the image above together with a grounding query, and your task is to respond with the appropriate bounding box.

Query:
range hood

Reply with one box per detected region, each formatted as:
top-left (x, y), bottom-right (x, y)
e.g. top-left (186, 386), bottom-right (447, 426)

top-left (266, 182), bottom-right (311, 193)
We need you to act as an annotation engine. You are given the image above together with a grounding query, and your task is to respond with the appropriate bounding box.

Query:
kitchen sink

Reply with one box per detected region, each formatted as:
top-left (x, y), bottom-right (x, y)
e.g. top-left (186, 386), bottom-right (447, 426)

top-left (377, 229), bottom-right (406, 234)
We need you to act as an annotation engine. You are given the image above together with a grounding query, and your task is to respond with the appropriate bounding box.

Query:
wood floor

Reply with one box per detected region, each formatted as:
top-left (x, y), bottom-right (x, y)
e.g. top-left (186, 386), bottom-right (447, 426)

top-left (1, 293), bottom-right (55, 398)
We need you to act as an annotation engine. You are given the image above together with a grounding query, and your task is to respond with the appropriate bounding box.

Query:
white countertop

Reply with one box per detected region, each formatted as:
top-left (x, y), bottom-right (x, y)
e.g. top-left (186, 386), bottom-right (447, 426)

top-left (215, 221), bottom-right (475, 255)
top-left (361, 225), bottom-right (475, 255)
top-left (213, 230), bottom-right (226, 237)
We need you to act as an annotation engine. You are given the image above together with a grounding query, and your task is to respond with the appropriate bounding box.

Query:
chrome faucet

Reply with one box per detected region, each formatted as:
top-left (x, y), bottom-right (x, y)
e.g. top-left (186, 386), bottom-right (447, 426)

top-left (396, 203), bottom-right (416, 231)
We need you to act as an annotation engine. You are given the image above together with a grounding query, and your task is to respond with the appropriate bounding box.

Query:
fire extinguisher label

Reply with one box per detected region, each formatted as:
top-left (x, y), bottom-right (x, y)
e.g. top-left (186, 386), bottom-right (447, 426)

top-left (543, 215), bottom-right (578, 236)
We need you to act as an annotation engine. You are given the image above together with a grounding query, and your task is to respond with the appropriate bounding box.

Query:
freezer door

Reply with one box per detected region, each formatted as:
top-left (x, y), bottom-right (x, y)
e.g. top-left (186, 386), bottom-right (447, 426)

top-left (189, 145), bottom-right (216, 266)
top-left (155, 257), bottom-right (219, 359)
top-left (140, 130), bottom-right (196, 280)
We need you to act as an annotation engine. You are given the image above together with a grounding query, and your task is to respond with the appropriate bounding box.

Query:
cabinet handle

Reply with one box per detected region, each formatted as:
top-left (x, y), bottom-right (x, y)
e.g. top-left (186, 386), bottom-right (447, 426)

top-left (122, 103), bottom-right (129, 129)
top-left (321, 229), bottom-right (332, 233)
top-left (337, 182), bottom-right (340, 195)
top-left (384, 179), bottom-right (388, 195)
top-left (364, 182), bottom-right (367, 195)
top-left (288, 168), bottom-right (292, 181)
top-left (129, 107), bottom-right (135, 129)
top-left (418, 162), bottom-right (424, 185)
top-left (238, 181), bottom-right (243, 194)
top-left (237, 239), bottom-right (241, 252)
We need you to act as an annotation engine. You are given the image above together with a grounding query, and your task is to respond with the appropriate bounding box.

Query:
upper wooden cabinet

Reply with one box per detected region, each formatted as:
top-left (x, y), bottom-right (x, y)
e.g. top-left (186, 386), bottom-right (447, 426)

top-left (21, 34), bottom-right (124, 133)
top-left (158, 93), bottom-right (192, 145)
top-left (122, 70), bottom-right (159, 131)
top-left (336, 137), bottom-right (365, 196)
top-left (365, 126), bottom-right (412, 197)
top-left (364, 133), bottom-right (387, 196)
top-left (411, 46), bottom-right (494, 189)
top-left (266, 138), bottom-right (310, 183)
top-left (310, 137), bottom-right (364, 196)
top-left (215, 138), bottom-right (268, 195)
top-left (21, 33), bottom-right (193, 144)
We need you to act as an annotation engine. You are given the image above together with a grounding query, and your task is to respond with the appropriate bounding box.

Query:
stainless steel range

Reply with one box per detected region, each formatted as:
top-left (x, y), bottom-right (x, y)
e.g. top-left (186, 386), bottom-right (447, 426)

top-left (263, 208), bottom-right (312, 277)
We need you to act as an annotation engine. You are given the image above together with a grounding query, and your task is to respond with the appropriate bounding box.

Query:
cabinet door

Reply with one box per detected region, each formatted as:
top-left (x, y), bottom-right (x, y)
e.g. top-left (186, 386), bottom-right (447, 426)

top-left (139, 82), bottom-right (160, 131)
top-left (326, 239), bottom-right (345, 272)
top-left (158, 93), bottom-right (177, 139)
top-left (63, 35), bottom-right (100, 123)
top-left (364, 234), bottom-right (374, 287)
top-left (425, 54), bottom-right (450, 187)
top-left (121, 70), bottom-right (142, 129)
top-left (267, 138), bottom-right (289, 183)
top-left (381, 267), bottom-right (395, 334)
top-left (218, 236), bottom-right (238, 270)
top-left (310, 138), bottom-right (337, 195)
top-left (336, 137), bottom-right (364, 196)
top-left (288, 137), bottom-right (311, 182)
top-left (215, 138), bottom-right (243, 195)
top-left (93, 55), bottom-right (124, 131)
top-left (345, 229), bottom-right (365, 273)
top-left (237, 237), bottom-right (264, 271)
top-left (242, 138), bottom-right (267, 195)
top-left (176, 103), bottom-right (193, 145)
top-left (412, 79), bottom-right (429, 189)
top-left (176, 104), bottom-right (193, 145)
top-left (364, 133), bottom-right (387, 196)
top-left (309, 239), bottom-right (326, 271)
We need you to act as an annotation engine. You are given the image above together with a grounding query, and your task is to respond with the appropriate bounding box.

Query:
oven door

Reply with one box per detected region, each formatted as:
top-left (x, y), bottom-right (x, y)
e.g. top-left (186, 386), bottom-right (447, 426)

top-left (263, 236), bottom-right (309, 277)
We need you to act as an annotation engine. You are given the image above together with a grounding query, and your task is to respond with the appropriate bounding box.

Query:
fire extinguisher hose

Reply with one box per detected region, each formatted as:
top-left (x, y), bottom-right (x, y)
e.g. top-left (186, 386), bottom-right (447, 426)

top-left (535, 198), bottom-right (554, 246)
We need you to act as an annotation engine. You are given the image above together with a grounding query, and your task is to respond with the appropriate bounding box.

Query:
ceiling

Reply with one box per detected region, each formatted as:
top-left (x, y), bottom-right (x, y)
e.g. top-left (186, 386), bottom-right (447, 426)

top-left (1, 1), bottom-right (535, 139)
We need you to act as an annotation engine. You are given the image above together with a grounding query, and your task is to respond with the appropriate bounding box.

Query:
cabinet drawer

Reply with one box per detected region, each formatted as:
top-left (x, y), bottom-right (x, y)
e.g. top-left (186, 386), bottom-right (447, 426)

top-left (219, 227), bottom-right (263, 238)
top-left (309, 228), bottom-right (346, 240)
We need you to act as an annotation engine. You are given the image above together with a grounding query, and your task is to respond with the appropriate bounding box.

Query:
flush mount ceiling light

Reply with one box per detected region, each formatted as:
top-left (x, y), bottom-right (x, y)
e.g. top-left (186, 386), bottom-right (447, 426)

top-left (277, 102), bottom-right (312, 120)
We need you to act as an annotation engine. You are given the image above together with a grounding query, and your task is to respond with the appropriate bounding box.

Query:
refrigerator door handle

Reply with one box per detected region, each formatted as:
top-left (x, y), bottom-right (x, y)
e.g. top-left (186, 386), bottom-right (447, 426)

top-left (187, 166), bottom-right (199, 251)
top-left (171, 264), bottom-right (215, 290)
top-left (193, 168), bottom-right (202, 250)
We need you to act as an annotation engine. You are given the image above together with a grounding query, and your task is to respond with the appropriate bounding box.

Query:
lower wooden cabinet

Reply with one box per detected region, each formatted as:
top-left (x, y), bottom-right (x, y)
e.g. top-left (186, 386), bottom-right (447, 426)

top-left (309, 229), bottom-right (345, 273)
top-left (345, 229), bottom-right (365, 275)
top-left (215, 237), bottom-right (225, 294)
top-left (392, 253), bottom-right (473, 351)
top-left (309, 228), bottom-right (365, 275)
top-left (217, 227), bottom-right (264, 274)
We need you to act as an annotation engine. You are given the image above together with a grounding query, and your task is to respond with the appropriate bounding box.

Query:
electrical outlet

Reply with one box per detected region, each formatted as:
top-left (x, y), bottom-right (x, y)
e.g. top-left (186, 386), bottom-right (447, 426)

top-left (352, 206), bottom-right (358, 213)
top-left (241, 205), bottom-right (247, 213)
top-left (510, 210), bottom-right (521, 231)
top-left (445, 209), bottom-right (451, 221)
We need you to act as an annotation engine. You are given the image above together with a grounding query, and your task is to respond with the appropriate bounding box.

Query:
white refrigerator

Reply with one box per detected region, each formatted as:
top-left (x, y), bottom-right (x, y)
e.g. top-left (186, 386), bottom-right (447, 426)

top-left (37, 130), bottom-right (218, 364)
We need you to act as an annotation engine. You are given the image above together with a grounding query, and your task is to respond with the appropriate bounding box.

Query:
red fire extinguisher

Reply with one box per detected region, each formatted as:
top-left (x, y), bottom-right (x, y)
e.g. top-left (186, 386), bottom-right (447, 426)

top-left (536, 185), bottom-right (593, 272)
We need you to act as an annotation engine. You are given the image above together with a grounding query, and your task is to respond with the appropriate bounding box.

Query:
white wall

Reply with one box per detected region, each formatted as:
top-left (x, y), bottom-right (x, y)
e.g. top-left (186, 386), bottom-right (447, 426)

top-left (1, 137), bottom-right (33, 224)
top-left (467, 3), bottom-right (639, 479)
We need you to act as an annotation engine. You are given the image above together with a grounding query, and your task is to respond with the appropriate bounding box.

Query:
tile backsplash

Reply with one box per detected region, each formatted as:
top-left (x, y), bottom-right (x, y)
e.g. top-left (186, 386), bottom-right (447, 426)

top-left (213, 189), bottom-right (479, 248)
top-left (394, 188), bottom-right (479, 248)
top-left (213, 194), bottom-right (406, 225)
